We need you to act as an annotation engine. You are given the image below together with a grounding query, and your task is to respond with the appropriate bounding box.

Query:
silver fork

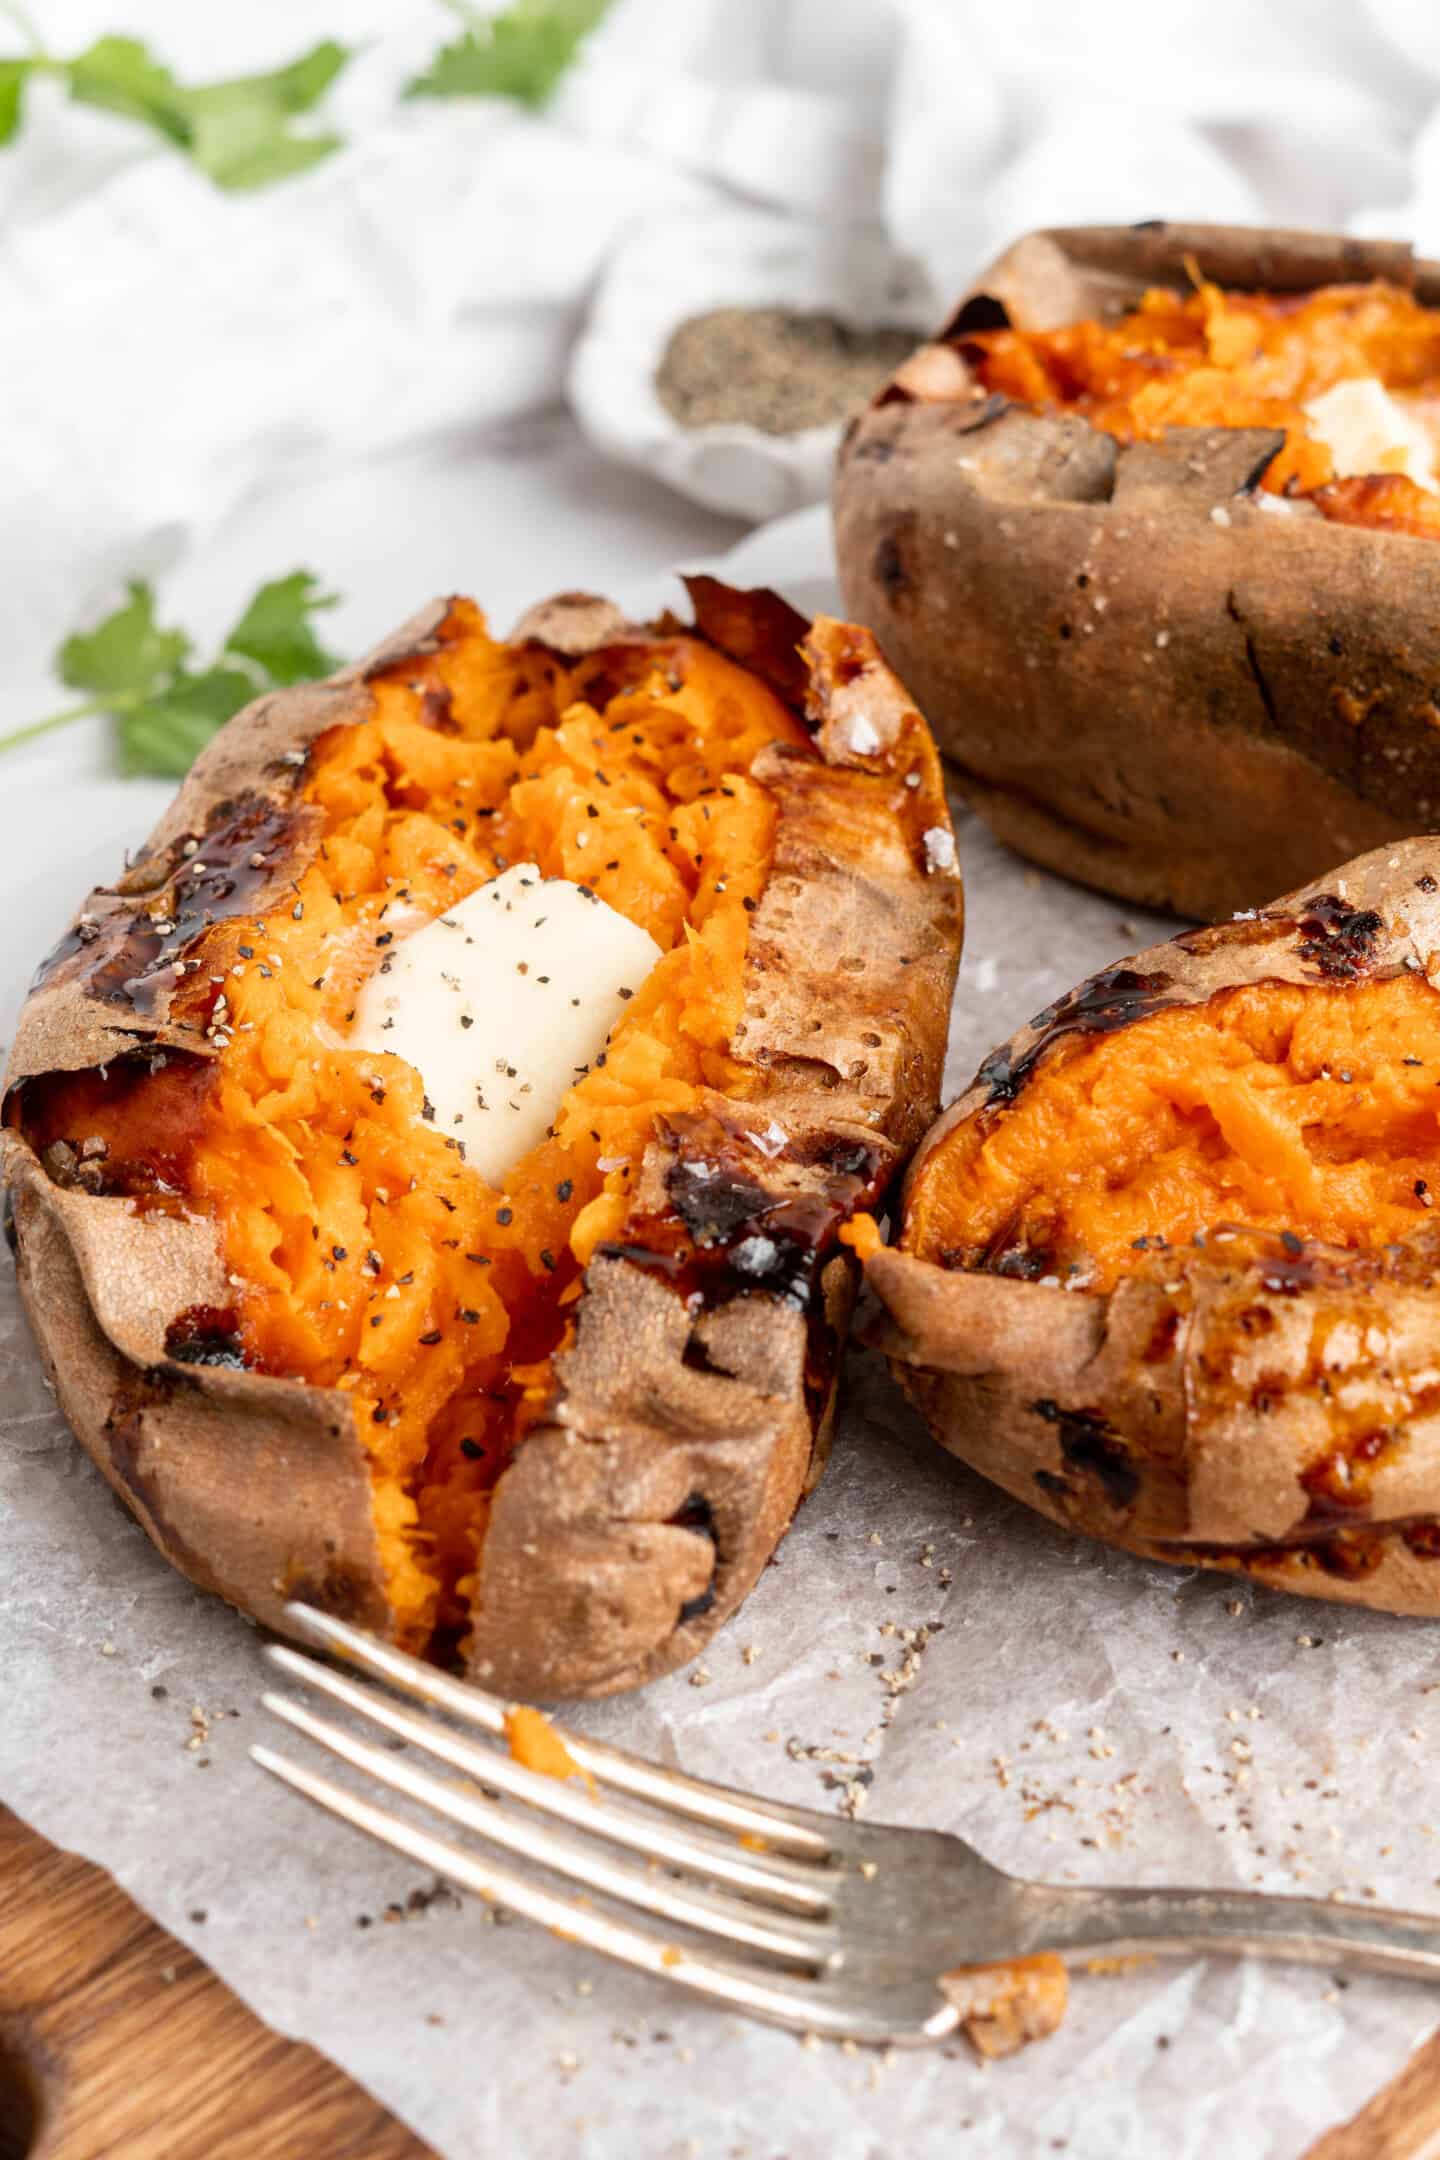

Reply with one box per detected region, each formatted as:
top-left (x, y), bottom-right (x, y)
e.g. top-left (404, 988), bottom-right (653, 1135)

top-left (255, 1602), bottom-right (1440, 2048)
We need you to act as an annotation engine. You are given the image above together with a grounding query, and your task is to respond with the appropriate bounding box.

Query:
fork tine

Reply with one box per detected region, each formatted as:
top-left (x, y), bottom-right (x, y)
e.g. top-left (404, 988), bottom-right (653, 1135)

top-left (252, 1742), bottom-right (878, 2039)
top-left (265, 1645), bottom-right (831, 1915)
top-left (282, 1602), bottom-right (829, 1857)
top-left (263, 1689), bottom-right (835, 1966)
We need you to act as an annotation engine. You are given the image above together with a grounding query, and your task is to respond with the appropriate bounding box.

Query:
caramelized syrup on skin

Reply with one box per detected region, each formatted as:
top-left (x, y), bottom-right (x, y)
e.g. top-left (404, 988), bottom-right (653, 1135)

top-left (164, 1304), bottom-right (249, 1369)
top-left (1029, 1399), bottom-right (1139, 1509)
top-left (976, 966), bottom-right (1175, 1110)
top-left (31, 796), bottom-right (307, 1020)
top-left (600, 1122), bottom-right (888, 1429)
top-left (10, 1054), bottom-right (216, 1209)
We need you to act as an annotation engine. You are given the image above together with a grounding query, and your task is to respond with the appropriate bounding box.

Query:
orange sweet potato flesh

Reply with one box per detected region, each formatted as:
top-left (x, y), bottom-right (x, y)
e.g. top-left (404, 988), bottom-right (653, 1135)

top-left (23, 602), bottom-right (809, 1648)
top-left (966, 278), bottom-right (1440, 538)
top-left (907, 975), bottom-right (1440, 1292)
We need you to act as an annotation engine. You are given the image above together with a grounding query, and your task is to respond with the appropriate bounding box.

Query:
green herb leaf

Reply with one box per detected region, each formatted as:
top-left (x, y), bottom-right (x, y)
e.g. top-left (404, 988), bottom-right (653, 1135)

top-left (65, 34), bottom-right (189, 141)
top-left (180, 40), bottom-right (350, 190)
top-left (224, 572), bottom-right (342, 685)
top-left (59, 581), bottom-right (190, 702)
top-left (0, 58), bottom-right (32, 146)
top-left (183, 84), bottom-right (341, 192)
top-left (50, 32), bottom-right (349, 188)
top-left (408, 0), bottom-right (610, 107)
top-left (116, 664), bottom-right (257, 778)
top-left (228, 38), bottom-right (349, 115)
top-left (1, 569), bottom-right (345, 775)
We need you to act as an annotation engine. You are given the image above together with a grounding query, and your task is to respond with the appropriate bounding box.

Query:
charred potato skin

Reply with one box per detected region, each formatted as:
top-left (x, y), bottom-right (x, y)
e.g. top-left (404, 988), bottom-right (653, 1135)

top-left (834, 222), bottom-right (1440, 921)
top-left (870, 838), bottom-right (1440, 1617)
top-left (2, 583), bottom-right (962, 1698)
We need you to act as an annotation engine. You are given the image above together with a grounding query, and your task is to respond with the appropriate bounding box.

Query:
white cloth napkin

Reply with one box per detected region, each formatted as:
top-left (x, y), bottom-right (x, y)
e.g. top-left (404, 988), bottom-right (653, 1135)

top-left (5, 0), bottom-right (1440, 681)
top-left (569, 0), bottom-right (1440, 511)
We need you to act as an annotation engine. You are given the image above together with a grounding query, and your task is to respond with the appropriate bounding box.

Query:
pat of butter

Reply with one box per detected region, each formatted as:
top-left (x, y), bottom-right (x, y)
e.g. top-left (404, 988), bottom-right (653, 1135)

top-left (349, 864), bottom-right (662, 1187)
top-left (1303, 377), bottom-right (1438, 492)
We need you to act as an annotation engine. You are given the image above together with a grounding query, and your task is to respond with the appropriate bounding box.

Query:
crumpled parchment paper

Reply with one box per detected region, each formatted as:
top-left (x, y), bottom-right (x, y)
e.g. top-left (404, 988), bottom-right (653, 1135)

top-left (4, 507), bottom-right (1439, 2157)
top-left (5, 807), bottom-right (1439, 2160)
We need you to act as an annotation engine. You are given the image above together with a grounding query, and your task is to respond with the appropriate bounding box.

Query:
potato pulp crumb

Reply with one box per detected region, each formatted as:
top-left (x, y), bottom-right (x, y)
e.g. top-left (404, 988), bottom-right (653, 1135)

top-left (504, 1704), bottom-right (590, 1787)
top-left (941, 1953), bottom-right (1069, 2059)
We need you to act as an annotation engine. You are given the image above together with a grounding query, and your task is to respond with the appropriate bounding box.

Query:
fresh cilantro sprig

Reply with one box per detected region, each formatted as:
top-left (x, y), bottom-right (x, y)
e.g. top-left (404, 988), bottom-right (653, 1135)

top-left (0, 2), bottom-right (614, 176)
top-left (408, 0), bottom-right (611, 108)
top-left (0, 6), bottom-right (350, 189)
top-left (1, 573), bottom-right (343, 778)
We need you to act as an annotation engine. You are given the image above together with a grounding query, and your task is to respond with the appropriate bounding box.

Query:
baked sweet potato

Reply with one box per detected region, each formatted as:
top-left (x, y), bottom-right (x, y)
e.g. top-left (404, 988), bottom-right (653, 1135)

top-left (2, 580), bottom-right (961, 1697)
top-left (834, 221), bottom-right (1440, 920)
top-left (863, 837), bottom-right (1440, 1615)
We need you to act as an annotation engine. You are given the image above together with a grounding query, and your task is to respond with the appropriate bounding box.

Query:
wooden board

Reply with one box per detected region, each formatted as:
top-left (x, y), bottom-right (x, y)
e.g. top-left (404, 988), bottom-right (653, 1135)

top-left (6, 1798), bottom-right (1437, 2160)
top-left (0, 1807), bottom-right (432, 2160)
top-left (1304, 2027), bottom-right (1440, 2160)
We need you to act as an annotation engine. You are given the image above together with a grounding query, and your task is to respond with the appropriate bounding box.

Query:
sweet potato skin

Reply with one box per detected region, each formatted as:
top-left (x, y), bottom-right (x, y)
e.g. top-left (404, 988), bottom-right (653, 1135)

top-left (833, 222), bottom-right (1440, 921)
top-left (870, 837), bottom-right (1440, 1616)
top-left (2, 583), bottom-right (961, 1697)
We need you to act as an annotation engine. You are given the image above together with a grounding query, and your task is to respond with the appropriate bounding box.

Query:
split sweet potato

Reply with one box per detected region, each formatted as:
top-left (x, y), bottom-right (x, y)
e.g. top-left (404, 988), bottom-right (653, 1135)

top-left (867, 839), bottom-right (1440, 1614)
top-left (834, 222), bottom-right (1440, 919)
top-left (3, 580), bottom-right (962, 1696)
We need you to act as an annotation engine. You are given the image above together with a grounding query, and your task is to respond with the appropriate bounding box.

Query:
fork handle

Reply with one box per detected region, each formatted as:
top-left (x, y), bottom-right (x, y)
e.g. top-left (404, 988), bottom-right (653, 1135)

top-left (1025, 1881), bottom-right (1440, 1984)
